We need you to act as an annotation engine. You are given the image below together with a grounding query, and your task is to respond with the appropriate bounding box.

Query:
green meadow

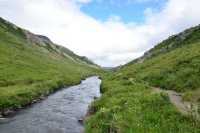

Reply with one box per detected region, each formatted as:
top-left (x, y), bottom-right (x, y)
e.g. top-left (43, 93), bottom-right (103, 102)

top-left (0, 17), bottom-right (100, 112)
top-left (86, 25), bottom-right (200, 132)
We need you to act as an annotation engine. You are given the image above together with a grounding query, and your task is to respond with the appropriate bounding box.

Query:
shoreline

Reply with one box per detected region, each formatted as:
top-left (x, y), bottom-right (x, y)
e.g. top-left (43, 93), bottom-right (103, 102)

top-left (0, 76), bottom-right (98, 119)
top-left (83, 77), bottom-right (103, 125)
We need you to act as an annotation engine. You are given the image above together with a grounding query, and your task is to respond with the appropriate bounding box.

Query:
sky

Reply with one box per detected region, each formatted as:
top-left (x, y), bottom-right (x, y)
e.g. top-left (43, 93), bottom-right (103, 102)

top-left (0, 0), bottom-right (200, 67)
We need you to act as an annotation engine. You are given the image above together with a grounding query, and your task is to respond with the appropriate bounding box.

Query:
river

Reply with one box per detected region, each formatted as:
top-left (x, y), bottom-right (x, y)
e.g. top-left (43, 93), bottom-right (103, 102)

top-left (0, 76), bottom-right (101, 133)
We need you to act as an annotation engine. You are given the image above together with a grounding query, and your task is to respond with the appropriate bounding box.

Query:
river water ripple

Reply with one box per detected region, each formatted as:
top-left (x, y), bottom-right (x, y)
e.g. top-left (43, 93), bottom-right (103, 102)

top-left (0, 76), bottom-right (101, 133)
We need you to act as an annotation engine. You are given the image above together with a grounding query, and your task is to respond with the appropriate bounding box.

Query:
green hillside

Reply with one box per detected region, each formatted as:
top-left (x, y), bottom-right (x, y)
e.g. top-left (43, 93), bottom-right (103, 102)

top-left (119, 25), bottom-right (200, 96)
top-left (86, 25), bottom-right (200, 132)
top-left (130, 24), bottom-right (200, 62)
top-left (0, 17), bottom-right (100, 115)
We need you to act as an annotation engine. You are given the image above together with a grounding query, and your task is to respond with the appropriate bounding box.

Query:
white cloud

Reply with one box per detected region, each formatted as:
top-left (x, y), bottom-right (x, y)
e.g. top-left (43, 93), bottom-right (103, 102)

top-left (74, 0), bottom-right (92, 4)
top-left (0, 0), bottom-right (200, 67)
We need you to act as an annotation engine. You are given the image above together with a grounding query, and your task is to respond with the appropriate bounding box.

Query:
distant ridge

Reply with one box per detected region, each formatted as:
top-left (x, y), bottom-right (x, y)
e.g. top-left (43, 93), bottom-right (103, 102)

top-left (0, 17), bottom-right (98, 67)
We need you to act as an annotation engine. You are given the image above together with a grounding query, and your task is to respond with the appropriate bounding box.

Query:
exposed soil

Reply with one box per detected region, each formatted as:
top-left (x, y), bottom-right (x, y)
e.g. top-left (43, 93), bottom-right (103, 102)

top-left (152, 87), bottom-right (199, 119)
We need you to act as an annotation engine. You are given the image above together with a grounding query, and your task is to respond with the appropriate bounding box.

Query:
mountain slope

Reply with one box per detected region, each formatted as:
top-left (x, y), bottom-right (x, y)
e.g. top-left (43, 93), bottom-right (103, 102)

top-left (120, 25), bottom-right (200, 92)
top-left (86, 25), bottom-right (200, 132)
top-left (0, 17), bottom-right (100, 114)
top-left (136, 25), bottom-right (200, 62)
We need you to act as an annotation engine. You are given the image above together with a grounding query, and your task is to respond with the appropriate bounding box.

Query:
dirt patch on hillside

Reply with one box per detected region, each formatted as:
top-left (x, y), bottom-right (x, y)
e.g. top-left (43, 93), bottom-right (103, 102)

top-left (152, 87), bottom-right (199, 119)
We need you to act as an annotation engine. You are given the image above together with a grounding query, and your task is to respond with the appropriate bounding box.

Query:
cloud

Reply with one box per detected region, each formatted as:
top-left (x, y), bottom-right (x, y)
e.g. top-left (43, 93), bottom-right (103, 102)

top-left (0, 0), bottom-right (200, 67)
top-left (74, 0), bottom-right (92, 4)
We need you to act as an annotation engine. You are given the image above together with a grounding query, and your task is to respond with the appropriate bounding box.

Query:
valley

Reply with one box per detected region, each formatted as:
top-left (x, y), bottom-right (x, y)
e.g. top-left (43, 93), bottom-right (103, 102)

top-left (1, 17), bottom-right (200, 133)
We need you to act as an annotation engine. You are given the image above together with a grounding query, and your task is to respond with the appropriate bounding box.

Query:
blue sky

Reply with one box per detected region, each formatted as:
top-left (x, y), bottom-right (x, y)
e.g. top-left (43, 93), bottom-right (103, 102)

top-left (80, 0), bottom-right (167, 23)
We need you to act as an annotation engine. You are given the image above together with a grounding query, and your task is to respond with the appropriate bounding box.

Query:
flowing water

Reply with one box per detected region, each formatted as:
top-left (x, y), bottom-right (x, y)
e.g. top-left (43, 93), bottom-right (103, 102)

top-left (0, 76), bottom-right (101, 133)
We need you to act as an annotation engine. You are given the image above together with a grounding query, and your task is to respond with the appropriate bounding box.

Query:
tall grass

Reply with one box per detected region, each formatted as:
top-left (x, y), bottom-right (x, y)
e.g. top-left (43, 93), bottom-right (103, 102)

top-left (85, 76), bottom-right (200, 133)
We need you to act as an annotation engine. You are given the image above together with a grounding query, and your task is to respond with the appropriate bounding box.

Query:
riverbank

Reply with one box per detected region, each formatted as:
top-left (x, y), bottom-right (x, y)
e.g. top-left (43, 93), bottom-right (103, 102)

top-left (85, 76), bottom-right (200, 133)
top-left (0, 17), bottom-right (102, 119)
top-left (0, 76), bottom-right (101, 133)
top-left (0, 74), bottom-right (98, 118)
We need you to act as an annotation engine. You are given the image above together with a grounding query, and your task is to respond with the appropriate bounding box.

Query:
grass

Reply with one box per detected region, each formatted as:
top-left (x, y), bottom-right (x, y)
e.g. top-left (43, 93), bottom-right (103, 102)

top-left (119, 42), bottom-right (200, 93)
top-left (0, 17), bottom-right (101, 112)
top-left (1, 16), bottom-right (200, 132)
top-left (144, 24), bottom-right (200, 59)
top-left (85, 75), bottom-right (200, 133)
top-left (86, 25), bottom-right (200, 132)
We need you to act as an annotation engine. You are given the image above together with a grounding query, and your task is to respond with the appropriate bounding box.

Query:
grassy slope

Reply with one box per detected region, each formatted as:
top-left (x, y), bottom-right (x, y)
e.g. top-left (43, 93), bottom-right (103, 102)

top-left (86, 25), bottom-right (200, 132)
top-left (86, 76), bottom-right (200, 133)
top-left (0, 18), bottom-right (100, 112)
top-left (120, 42), bottom-right (200, 92)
